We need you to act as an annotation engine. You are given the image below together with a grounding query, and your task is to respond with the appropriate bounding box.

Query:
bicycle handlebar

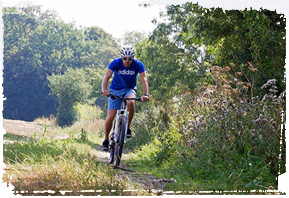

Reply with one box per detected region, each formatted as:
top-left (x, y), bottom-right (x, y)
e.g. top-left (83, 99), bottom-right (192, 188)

top-left (101, 91), bottom-right (149, 102)
top-left (108, 94), bottom-right (142, 101)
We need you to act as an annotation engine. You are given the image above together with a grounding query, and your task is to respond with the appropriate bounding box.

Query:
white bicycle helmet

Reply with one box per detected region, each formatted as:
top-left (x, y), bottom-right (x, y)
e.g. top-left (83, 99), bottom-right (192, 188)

top-left (120, 46), bottom-right (135, 57)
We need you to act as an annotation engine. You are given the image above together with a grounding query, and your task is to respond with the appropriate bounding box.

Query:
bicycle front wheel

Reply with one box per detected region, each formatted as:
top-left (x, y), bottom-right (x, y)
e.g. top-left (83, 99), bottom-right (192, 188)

top-left (109, 139), bottom-right (115, 164)
top-left (114, 116), bottom-right (127, 166)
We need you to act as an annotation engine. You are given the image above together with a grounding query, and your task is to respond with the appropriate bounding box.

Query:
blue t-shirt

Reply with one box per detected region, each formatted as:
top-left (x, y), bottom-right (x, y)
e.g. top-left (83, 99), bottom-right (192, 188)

top-left (108, 58), bottom-right (145, 90)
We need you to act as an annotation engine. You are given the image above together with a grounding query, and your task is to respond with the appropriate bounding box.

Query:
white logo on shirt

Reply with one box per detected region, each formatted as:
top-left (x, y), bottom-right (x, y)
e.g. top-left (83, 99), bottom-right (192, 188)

top-left (118, 70), bottom-right (136, 75)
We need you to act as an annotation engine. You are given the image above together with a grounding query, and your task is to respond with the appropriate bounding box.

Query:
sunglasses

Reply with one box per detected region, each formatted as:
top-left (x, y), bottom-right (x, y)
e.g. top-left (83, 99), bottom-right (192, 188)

top-left (122, 58), bottom-right (133, 61)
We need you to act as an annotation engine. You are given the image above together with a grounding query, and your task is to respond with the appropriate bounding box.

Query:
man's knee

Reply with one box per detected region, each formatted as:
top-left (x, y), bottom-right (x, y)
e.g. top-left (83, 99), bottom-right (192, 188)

top-left (106, 110), bottom-right (116, 121)
top-left (127, 100), bottom-right (135, 108)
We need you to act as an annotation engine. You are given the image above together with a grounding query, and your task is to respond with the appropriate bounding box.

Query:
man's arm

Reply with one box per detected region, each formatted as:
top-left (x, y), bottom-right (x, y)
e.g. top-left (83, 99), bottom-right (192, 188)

top-left (140, 71), bottom-right (149, 102)
top-left (102, 69), bottom-right (113, 96)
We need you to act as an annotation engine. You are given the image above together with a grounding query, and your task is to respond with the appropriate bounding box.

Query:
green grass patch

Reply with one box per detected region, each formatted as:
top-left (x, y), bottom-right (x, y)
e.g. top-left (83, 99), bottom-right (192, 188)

top-left (3, 130), bottom-right (148, 195)
top-left (121, 77), bottom-right (285, 193)
top-left (3, 133), bottom-right (32, 142)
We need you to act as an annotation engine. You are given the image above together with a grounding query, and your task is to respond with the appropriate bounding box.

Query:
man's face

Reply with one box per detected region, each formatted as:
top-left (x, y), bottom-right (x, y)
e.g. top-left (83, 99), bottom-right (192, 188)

top-left (122, 56), bottom-right (134, 67)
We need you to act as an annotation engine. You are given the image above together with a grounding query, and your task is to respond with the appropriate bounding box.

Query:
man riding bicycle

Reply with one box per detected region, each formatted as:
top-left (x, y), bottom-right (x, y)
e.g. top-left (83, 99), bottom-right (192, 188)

top-left (101, 46), bottom-right (149, 151)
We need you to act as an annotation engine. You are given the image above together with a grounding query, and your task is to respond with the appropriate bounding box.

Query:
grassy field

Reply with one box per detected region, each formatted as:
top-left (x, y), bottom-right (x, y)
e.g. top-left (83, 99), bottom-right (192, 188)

top-left (2, 93), bottom-right (286, 195)
top-left (2, 105), bottom-right (150, 196)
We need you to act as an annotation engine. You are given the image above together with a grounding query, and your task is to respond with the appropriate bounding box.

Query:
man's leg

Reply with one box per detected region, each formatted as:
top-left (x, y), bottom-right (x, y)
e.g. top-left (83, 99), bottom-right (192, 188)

top-left (102, 109), bottom-right (116, 151)
top-left (126, 99), bottom-right (135, 129)
top-left (104, 109), bottom-right (117, 140)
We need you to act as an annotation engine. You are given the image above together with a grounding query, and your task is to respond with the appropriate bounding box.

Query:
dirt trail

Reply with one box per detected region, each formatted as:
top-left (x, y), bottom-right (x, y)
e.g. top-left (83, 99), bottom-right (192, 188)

top-left (2, 120), bottom-right (113, 164)
top-left (3, 119), bottom-right (44, 136)
top-left (2, 119), bottom-right (69, 144)
top-left (2, 119), bottom-right (170, 194)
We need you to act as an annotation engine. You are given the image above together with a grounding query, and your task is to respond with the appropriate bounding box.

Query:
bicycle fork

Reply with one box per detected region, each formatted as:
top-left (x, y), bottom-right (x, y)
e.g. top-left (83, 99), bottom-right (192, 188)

top-left (113, 110), bottom-right (129, 143)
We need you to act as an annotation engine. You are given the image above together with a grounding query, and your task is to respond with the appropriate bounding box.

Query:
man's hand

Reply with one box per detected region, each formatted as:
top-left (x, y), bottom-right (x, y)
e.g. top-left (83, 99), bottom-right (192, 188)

top-left (102, 90), bottom-right (109, 96)
top-left (141, 95), bottom-right (149, 102)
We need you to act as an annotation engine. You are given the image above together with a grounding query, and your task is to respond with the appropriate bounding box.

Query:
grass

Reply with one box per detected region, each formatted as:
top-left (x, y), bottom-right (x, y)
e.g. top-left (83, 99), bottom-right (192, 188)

top-left (3, 142), bottom-right (149, 196)
top-left (121, 74), bottom-right (285, 194)
top-left (3, 133), bottom-right (33, 142)
top-left (2, 78), bottom-right (285, 195)
top-left (124, 136), bottom-right (281, 194)
top-left (2, 114), bottom-right (149, 196)
top-left (33, 104), bottom-right (105, 144)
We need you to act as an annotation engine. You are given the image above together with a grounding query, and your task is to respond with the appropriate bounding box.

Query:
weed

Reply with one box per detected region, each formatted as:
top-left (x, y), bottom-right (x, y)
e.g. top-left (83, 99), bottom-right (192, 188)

top-left (127, 64), bottom-right (285, 192)
top-left (79, 128), bottom-right (89, 142)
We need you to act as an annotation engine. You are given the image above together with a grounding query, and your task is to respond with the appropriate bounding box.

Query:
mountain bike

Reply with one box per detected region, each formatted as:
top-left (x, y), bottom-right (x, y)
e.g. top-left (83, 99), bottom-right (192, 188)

top-left (106, 94), bottom-right (142, 167)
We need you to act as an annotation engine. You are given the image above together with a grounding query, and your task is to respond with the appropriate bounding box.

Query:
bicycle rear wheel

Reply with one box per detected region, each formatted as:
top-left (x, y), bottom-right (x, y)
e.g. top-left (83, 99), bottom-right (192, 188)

top-left (113, 116), bottom-right (127, 166)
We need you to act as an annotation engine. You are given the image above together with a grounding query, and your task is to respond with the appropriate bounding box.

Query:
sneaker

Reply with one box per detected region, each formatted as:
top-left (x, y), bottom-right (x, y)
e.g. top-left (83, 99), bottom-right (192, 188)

top-left (102, 140), bottom-right (109, 151)
top-left (127, 128), bottom-right (132, 138)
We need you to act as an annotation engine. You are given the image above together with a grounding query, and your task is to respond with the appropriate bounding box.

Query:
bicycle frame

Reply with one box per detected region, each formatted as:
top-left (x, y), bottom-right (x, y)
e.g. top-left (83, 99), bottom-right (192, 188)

top-left (107, 94), bottom-right (142, 166)
top-left (113, 99), bottom-right (129, 144)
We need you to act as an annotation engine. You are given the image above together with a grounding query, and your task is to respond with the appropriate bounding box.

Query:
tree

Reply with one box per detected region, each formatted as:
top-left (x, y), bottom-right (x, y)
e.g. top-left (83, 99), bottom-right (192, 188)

top-left (83, 26), bottom-right (119, 68)
top-left (135, 30), bottom-right (209, 125)
top-left (135, 25), bottom-right (208, 104)
top-left (158, 3), bottom-right (285, 93)
top-left (118, 30), bottom-right (147, 46)
top-left (3, 10), bottom-right (84, 120)
top-left (47, 68), bottom-right (91, 127)
top-left (3, 4), bottom-right (119, 121)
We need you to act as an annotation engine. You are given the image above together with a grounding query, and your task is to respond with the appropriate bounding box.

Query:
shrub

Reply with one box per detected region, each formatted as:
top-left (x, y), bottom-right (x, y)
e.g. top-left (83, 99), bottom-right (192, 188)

top-left (75, 103), bottom-right (102, 122)
top-left (132, 64), bottom-right (285, 190)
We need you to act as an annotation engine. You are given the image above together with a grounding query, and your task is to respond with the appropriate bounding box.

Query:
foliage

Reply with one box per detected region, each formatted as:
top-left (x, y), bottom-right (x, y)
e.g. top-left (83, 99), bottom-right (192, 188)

top-left (83, 26), bottom-right (119, 68)
top-left (118, 30), bottom-right (147, 46)
top-left (74, 103), bottom-right (102, 122)
top-left (83, 67), bottom-right (107, 107)
top-left (128, 63), bottom-right (285, 191)
top-left (3, 4), bottom-right (119, 121)
top-left (128, 5), bottom-right (286, 191)
top-left (154, 3), bottom-right (286, 93)
top-left (136, 32), bottom-right (205, 104)
top-left (125, 104), bottom-right (164, 149)
top-left (47, 68), bottom-right (92, 126)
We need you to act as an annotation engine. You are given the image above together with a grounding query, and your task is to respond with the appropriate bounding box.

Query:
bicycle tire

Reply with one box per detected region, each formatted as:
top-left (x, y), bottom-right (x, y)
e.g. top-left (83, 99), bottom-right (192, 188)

top-left (109, 140), bottom-right (114, 164)
top-left (114, 116), bottom-right (127, 166)
top-left (109, 121), bottom-right (116, 164)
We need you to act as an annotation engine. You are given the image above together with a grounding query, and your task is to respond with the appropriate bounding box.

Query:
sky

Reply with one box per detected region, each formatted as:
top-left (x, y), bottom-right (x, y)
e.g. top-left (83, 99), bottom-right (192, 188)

top-left (0, 0), bottom-right (288, 39)
top-left (1, 0), bottom-right (166, 38)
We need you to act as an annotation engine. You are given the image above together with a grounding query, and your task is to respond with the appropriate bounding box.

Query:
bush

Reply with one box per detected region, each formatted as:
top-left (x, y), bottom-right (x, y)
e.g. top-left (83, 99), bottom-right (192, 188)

top-left (47, 68), bottom-right (92, 127)
top-left (56, 104), bottom-right (78, 127)
top-left (131, 64), bottom-right (285, 191)
top-left (75, 103), bottom-right (102, 122)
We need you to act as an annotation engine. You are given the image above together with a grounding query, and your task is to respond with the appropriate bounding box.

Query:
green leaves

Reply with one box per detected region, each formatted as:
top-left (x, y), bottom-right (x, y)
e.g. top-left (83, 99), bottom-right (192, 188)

top-left (47, 68), bottom-right (92, 127)
top-left (155, 3), bottom-right (285, 95)
top-left (48, 68), bottom-right (91, 105)
top-left (3, 4), bottom-right (119, 121)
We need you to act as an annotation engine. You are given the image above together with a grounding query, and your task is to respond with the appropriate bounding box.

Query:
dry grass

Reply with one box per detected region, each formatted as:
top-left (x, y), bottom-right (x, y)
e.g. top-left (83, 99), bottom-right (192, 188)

top-left (32, 116), bottom-right (105, 144)
top-left (4, 160), bottom-right (147, 195)
top-left (3, 109), bottom-right (149, 195)
top-left (70, 118), bottom-right (105, 134)
top-left (34, 115), bottom-right (57, 127)
top-left (3, 139), bottom-right (148, 196)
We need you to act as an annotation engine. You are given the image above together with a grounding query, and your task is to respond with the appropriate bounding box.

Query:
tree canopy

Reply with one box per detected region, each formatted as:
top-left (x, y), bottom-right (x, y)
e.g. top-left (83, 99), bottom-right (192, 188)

top-left (3, 4), bottom-right (119, 121)
top-left (3, 3), bottom-right (285, 129)
top-left (147, 3), bottom-right (285, 96)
